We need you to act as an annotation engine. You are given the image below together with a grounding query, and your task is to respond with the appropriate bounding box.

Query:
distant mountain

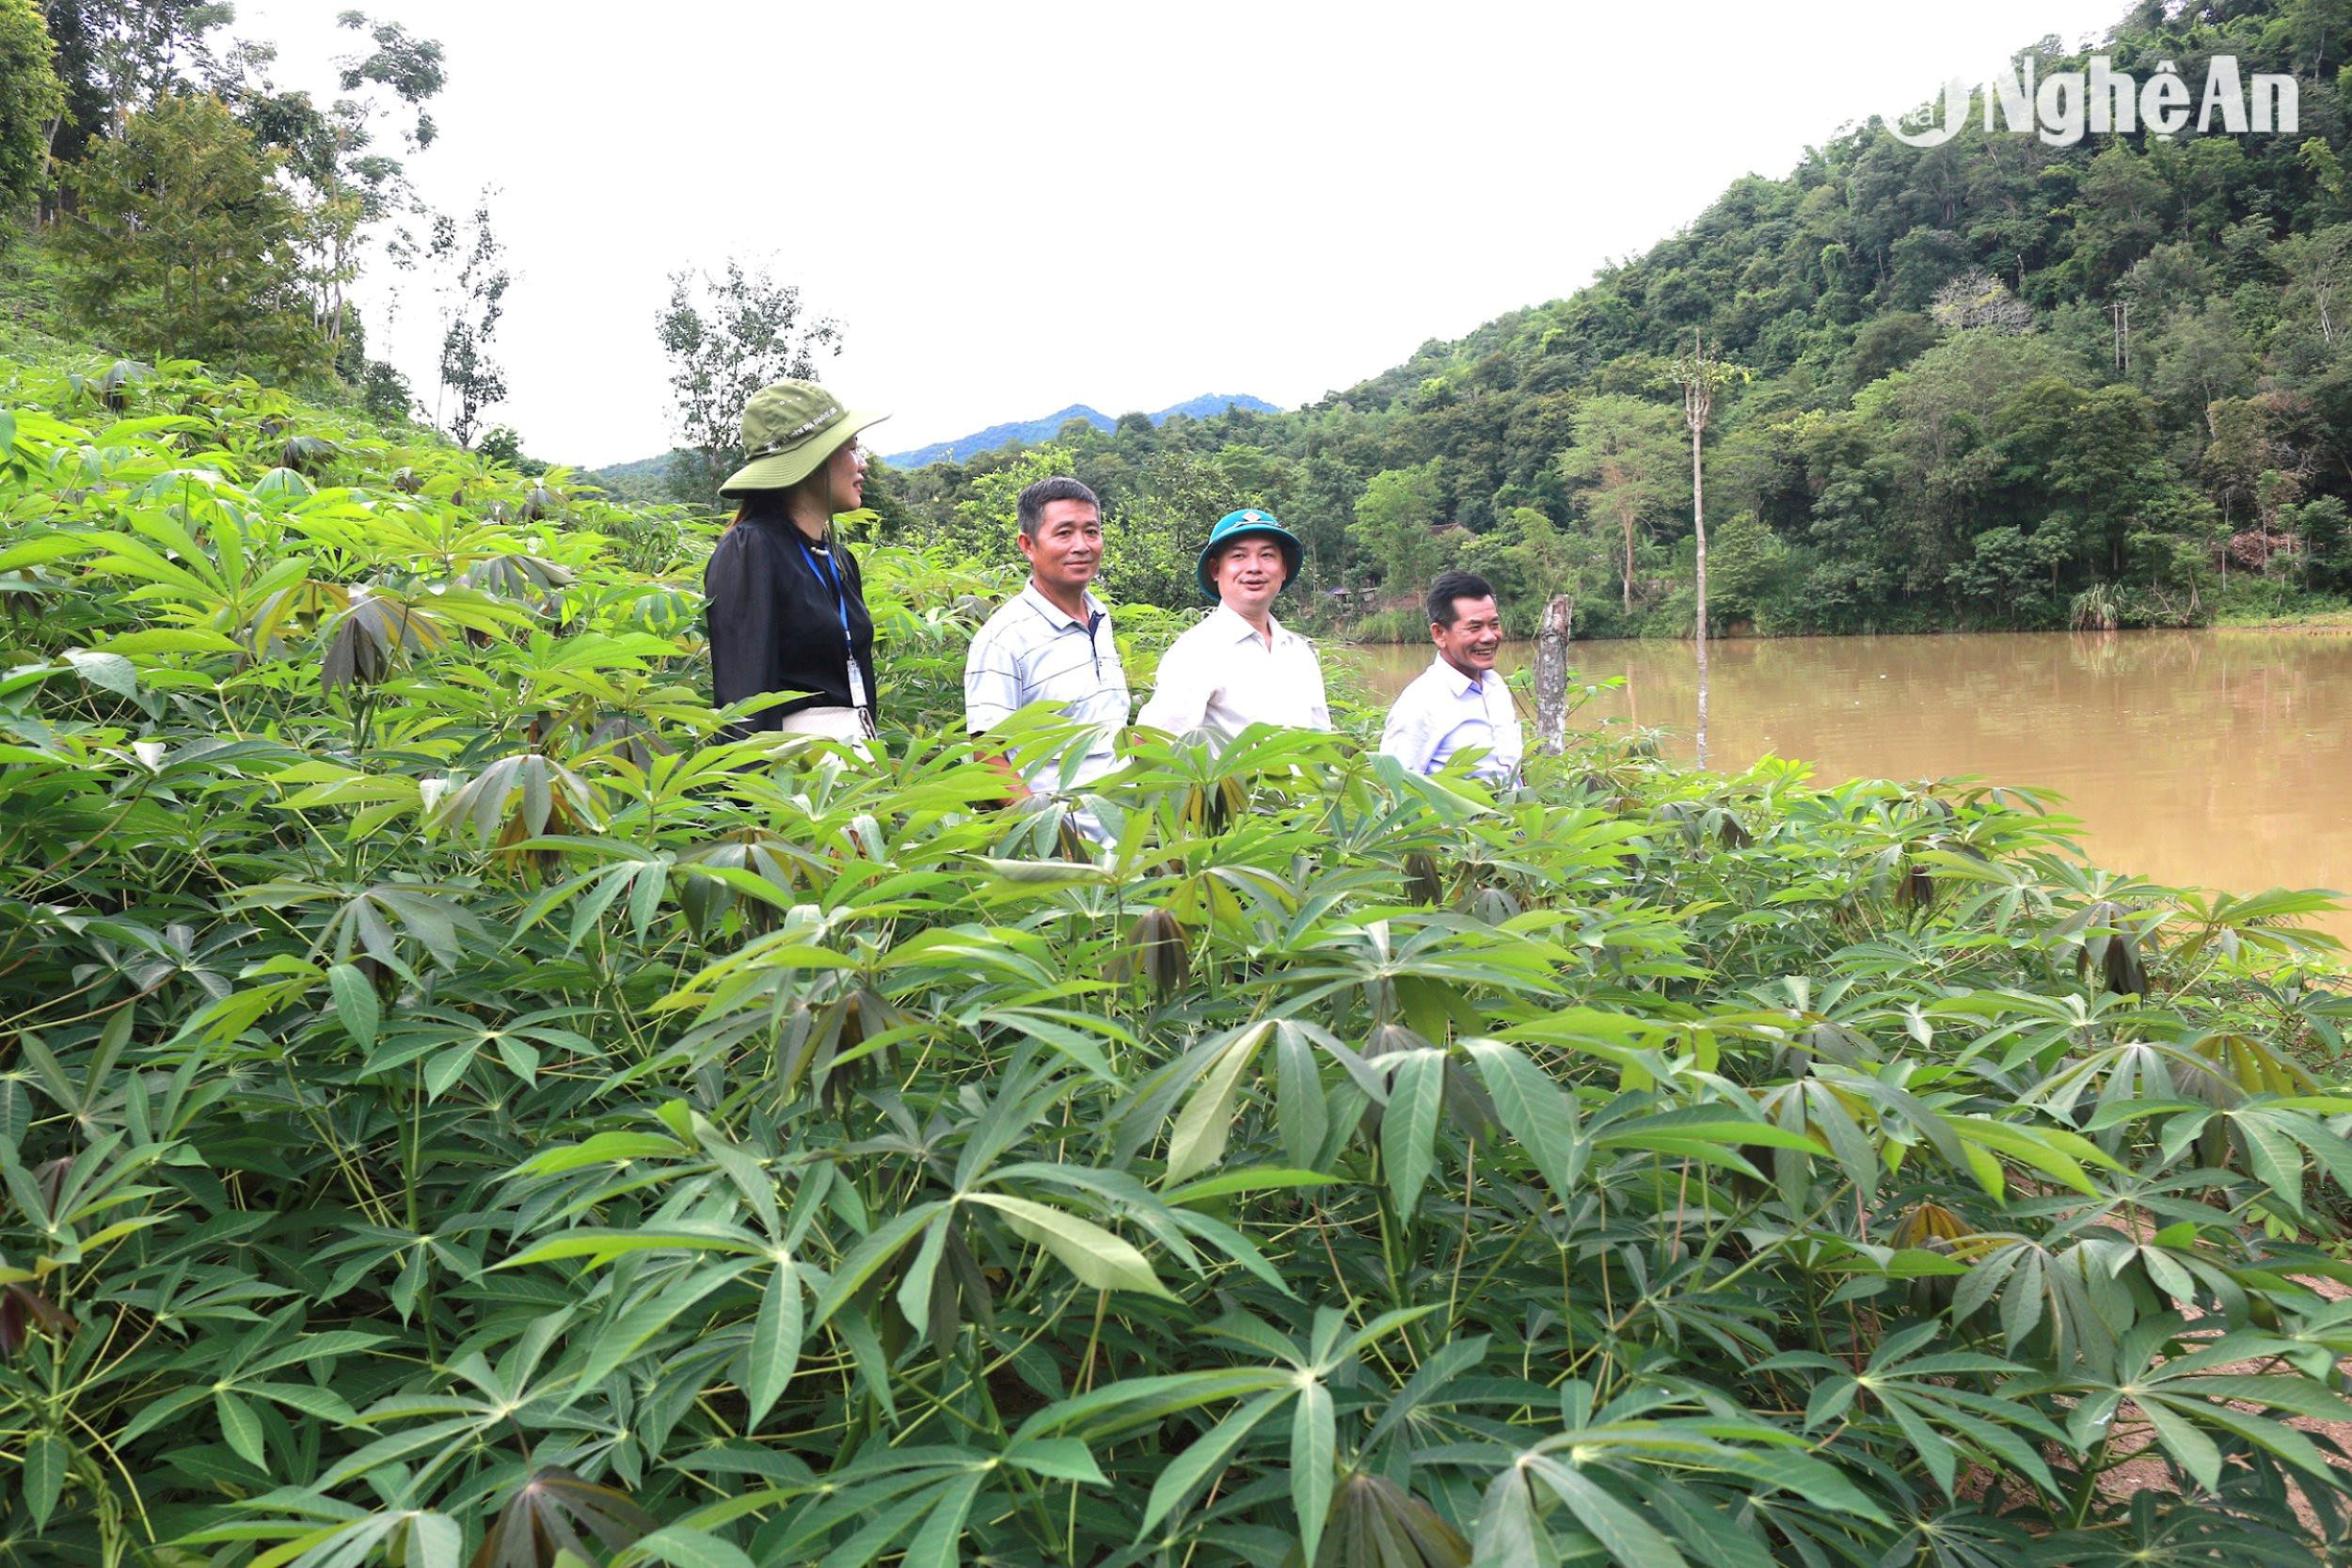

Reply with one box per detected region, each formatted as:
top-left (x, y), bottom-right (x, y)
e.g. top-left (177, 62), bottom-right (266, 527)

top-left (882, 393), bottom-right (1280, 470)
top-left (581, 395), bottom-right (1281, 489)
top-left (583, 450), bottom-right (681, 504)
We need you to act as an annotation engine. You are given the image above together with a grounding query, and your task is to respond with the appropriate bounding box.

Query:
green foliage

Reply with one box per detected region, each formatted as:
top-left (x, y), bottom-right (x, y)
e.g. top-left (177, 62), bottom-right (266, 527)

top-left (480, 423), bottom-right (547, 477)
top-left (1114, 444), bottom-right (1290, 609)
top-left (53, 92), bottom-right (327, 379)
top-left (358, 356), bottom-right (411, 422)
top-left (1355, 460), bottom-right (1454, 593)
top-left (1701, 510), bottom-right (1789, 626)
top-left (0, 0), bottom-right (61, 219)
top-left (894, 439), bottom-right (1075, 574)
top-left (1457, 504), bottom-right (1608, 626)
top-left (0, 349), bottom-right (2348, 1567)
top-left (40, 1), bottom-right (236, 166)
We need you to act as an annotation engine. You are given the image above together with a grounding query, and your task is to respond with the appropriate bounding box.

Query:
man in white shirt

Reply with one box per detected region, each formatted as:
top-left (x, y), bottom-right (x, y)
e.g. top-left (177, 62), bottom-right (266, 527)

top-left (1378, 570), bottom-right (1524, 785)
top-left (963, 478), bottom-right (1130, 819)
top-left (1136, 508), bottom-right (1329, 741)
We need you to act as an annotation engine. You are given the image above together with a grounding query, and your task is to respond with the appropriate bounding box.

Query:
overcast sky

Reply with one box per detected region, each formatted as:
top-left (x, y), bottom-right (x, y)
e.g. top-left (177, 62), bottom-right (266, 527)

top-left (234, 0), bottom-right (2130, 467)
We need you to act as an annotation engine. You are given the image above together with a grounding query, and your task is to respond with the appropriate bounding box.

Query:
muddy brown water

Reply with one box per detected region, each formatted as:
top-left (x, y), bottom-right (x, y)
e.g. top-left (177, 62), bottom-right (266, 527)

top-left (1339, 630), bottom-right (2352, 943)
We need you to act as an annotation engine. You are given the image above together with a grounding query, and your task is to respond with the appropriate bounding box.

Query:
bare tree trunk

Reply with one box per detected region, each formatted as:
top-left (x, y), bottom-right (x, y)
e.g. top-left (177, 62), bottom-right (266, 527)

top-left (1620, 515), bottom-right (1633, 613)
top-left (1534, 594), bottom-right (1572, 755)
top-left (1692, 429), bottom-right (1708, 646)
top-left (1691, 419), bottom-right (1708, 768)
top-left (37, 110), bottom-right (63, 225)
top-left (1682, 335), bottom-right (1714, 771)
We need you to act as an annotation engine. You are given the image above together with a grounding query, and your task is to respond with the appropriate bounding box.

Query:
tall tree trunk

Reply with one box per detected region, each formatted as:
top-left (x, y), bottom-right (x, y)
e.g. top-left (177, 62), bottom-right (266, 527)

top-left (1692, 417), bottom-right (1708, 768)
top-left (1620, 514), bottom-right (1633, 613)
top-left (1534, 594), bottom-right (1573, 755)
top-left (38, 110), bottom-right (62, 224)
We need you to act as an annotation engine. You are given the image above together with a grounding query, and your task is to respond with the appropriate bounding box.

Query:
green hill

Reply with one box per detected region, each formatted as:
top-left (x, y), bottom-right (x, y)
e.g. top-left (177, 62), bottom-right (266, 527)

top-left (882, 0), bottom-right (2352, 639)
top-left (586, 447), bottom-right (691, 504)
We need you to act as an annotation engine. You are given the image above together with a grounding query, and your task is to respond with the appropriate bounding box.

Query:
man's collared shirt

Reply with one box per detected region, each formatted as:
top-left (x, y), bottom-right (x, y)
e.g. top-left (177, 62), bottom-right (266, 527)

top-left (1136, 603), bottom-right (1329, 742)
top-left (963, 582), bottom-right (1130, 791)
top-left (1378, 656), bottom-right (1524, 784)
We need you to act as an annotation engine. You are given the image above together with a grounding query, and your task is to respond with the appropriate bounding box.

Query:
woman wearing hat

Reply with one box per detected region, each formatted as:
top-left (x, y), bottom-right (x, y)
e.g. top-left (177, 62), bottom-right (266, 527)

top-left (704, 381), bottom-right (890, 745)
top-left (1136, 509), bottom-right (1329, 742)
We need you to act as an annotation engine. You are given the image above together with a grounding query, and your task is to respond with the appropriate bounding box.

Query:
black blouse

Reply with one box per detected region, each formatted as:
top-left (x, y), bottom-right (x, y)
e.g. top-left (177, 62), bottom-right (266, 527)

top-left (703, 508), bottom-right (878, 739)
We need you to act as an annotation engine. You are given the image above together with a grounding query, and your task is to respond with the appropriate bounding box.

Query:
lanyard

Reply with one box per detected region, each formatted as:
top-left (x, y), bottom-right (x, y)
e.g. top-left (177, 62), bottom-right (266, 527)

top-left (795, 533), bottom-right (854, 652)
top-left (796, 531), bottom-right (871, 721)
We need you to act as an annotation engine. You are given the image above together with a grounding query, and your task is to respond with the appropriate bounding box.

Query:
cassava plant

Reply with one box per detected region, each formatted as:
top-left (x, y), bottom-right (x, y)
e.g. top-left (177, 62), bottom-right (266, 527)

top-left (0, 353), bottom-right (2347, 1568)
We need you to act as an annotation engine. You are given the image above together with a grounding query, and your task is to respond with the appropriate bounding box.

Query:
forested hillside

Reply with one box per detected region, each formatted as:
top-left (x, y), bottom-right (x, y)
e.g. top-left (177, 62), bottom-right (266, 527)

top-left (886, 0), bottom-right (2352, 639)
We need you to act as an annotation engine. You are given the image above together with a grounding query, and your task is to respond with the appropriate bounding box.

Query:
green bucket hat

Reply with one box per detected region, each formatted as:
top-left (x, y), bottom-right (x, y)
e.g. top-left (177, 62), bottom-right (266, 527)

top-left (1195, 508), bottom-right (1302, 602)
top-left (719, 380), bottom-right (890, 498)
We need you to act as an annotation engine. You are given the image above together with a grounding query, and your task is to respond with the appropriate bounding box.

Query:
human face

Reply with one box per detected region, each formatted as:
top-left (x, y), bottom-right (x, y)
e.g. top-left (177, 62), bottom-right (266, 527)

top-left (1213, 536), bottom-right (1287, 618)
top-left (1432, 595), bottom-right (1502, 678)
top-left (1018, 499), bottom-right (1104, 601)
top-left (820, 438), bottom-right (867, 514)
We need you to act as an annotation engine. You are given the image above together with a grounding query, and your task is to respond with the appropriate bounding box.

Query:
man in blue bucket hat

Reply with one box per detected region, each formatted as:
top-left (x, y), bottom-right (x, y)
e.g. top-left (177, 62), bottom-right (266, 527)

top-left (1136, 508), bottom-right (1330, 742)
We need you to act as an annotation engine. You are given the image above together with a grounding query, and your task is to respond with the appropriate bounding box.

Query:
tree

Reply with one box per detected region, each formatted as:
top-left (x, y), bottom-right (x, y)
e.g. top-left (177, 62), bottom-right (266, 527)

top-left (2149, 299), bottom-right (2258, 428)
top-left (39, 0), bottom-right (230, 170)
top-left (2299, 494), bottom-right (2349, 590)
top-left (2066, 144), bottom-right (2169, 291)
top-left (1663, 335), bottom-right (1749, 766)
top-left (1490, 506), bottom-right (1581, 603)
top-left (898, 443), bottom-right (1078, 573)
top-left (1706, 511), bottom-right (1789, 625)
top-left (1848, 331), bottom-right (2080, 597)
top-left (228, 11), bottom-right (445, 363)
top-left (1557, 393), bottom-right (1679, 614)
top-left (55, 92), bottom-right (326, 377)
top-left (1928, 268), bottom-right (2034, 335)
top-left (2282, 225), bottom-right (2350, 351)
top-left (431, 195), bottom-right (508, 448)
top-left (358, 356), bottom-right (409, 421)
top-left (656, 258), bottom-right (841, 507)
top-left (0, 0), bottom-right (60, 218)
top-left (1352, 461), bottom-right (1451, 594)
top-left (1113, 448), bottom-right (1258, 609)
top-left (476, 424), bottom-right (545, 477)
top-left (1286, 449), bottom-right (1360, 592)
top-left (1842, 311), bottom-right (1939, 396)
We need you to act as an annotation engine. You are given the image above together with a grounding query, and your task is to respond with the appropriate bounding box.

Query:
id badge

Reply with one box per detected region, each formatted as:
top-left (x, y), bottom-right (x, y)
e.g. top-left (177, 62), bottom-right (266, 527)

top-left (846, 658), bottom-right (868, 710)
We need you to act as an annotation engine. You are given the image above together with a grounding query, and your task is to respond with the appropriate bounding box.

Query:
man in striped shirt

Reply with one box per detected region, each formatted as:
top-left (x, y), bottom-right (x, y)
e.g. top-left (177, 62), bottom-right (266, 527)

top-left (963, 478), bottom-right (1131, 831)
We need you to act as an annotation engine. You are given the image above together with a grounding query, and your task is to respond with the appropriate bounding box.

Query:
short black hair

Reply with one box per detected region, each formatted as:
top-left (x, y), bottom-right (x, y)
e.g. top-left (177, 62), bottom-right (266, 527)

top-left (1017, 476), bottom-right (1101, 539)
top-left (1427, 571), bottom-right (1497, 628)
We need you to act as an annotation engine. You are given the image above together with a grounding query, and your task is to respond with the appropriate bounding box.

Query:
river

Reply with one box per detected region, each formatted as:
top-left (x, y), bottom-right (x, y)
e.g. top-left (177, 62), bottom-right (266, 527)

top-left (1339, 630), bottom-right (2352, 943)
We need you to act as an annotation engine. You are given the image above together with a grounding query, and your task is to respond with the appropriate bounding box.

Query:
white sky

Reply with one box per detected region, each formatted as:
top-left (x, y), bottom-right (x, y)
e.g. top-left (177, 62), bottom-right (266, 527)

top-left (235, 0), bottom-right (2129, 467)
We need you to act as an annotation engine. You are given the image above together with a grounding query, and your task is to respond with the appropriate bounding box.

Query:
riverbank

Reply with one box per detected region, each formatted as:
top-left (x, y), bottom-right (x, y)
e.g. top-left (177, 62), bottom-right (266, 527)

top-left (1335, 627), bottom-right (2352, 944)
top-left (2214, 605), bottom-right (2352, 630)
top-left (1336, 599), bottom-right (2352, 643)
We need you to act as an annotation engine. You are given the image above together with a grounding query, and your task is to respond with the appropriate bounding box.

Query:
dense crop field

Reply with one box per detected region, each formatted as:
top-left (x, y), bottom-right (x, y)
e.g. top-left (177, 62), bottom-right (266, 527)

top-left (4, 357), bottom-right (2352, 1568)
